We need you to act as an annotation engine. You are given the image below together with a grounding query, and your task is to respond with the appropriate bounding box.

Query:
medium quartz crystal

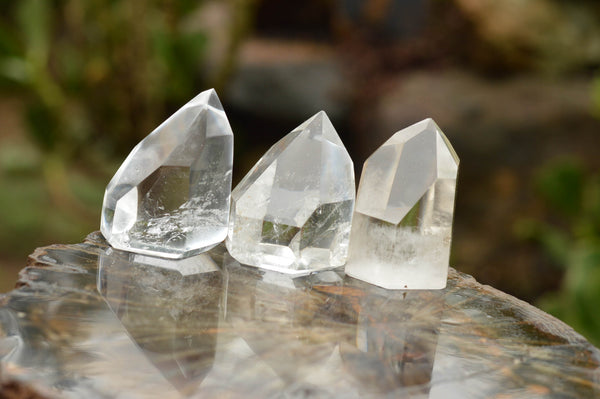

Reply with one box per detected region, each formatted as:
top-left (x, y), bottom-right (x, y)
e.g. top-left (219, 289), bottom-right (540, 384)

top-left (101, 89), bottom-right (233, 259)
top-left (345, 118), bottom-right (459, 289)
top-left (226, 111), bottom-right (355, 274)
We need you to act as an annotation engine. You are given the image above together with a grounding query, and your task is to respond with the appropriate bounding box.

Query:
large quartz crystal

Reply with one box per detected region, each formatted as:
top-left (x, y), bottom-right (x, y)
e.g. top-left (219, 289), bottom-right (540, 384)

top-left (345, 118), bottom-right (459, 289)
top-left (101, 89), bottom-right (233, 259)
top-left (226, 111), bottom-right (355, 274)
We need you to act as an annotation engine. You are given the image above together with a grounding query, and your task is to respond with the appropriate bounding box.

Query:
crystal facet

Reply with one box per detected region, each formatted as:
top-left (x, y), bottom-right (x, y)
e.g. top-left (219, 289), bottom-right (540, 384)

top-left (345, 118), bottom-right (459, 289)
top-left (226, 111), bottom-right (355, 274)
top-left (101, 89), bottom-right (233, 259)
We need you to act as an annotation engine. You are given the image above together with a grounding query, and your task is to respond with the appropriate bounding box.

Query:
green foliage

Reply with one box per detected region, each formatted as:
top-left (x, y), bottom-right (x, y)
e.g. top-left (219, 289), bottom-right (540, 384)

top-left (0, 0), bottom-right (209, 156)
top-left (0, 0), bottom-right (236, 291)
top-left (515, 160), bottom-right (600, 346)
top-left (536, 161), bottom-right (584, 217)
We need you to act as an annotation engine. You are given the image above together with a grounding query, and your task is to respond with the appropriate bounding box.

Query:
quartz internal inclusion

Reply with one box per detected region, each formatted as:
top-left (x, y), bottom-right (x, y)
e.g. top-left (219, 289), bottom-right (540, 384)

top-left (345, 118), bottom-right (459, 289)
top-left (101, 89), bottom-right (233, 259)
top-left (226, 111), bottom-right (355, 275)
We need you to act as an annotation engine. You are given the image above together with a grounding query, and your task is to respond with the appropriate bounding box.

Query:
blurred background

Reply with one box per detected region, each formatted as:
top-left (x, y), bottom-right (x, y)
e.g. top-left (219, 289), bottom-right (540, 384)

top-left (0, 0), bottom-right (599, 344)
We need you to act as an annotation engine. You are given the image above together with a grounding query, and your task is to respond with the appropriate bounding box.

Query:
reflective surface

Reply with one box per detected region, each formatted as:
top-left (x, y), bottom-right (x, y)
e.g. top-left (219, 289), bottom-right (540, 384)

top-left (1, 232), bottom-right (599, 398)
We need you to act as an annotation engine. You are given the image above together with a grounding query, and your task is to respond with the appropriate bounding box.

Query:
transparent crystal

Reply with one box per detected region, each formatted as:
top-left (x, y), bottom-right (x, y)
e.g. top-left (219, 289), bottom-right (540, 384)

top-left (101, 89), bottom-right (233, 259)
top-left (345, 118), bottom-right (459, 289)
top-left (226, 111), bottom-right (355, 274)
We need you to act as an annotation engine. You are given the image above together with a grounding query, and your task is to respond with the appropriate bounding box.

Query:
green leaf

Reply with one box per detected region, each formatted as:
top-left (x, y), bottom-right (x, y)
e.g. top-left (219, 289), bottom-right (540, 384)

top-left (535, 159), bottom-right (584, 217)
top-left (16, 0), bottom-right (51, 65)
top-left (0, 56), bottom-right (29, 83)
top-left (24, 102), bottom-right (58, 150)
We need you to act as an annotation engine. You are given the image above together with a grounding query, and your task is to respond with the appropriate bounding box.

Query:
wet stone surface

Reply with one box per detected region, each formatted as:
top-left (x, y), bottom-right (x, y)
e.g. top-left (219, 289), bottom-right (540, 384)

top-left (0, 232), bottom-right (599, 398)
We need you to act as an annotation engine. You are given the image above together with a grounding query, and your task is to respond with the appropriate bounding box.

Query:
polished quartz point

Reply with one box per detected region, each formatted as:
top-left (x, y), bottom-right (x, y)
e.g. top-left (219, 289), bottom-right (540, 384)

top-left (345, 118), bottom-right (459, 289)
top-left (226, 111), bottom-right (355, 275)
top-left (101, 89), bottom-right (233, 259)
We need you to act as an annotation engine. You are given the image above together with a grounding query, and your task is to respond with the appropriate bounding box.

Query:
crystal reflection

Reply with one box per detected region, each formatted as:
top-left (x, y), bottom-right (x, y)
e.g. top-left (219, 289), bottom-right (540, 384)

top-left (2, 236), bottom-right (599, 397)
top-left (339, 279), bottom-right (443, 396)
top-left (219, 254), bottom-right (351, 397)
top-left (98, 247), bottom-right (224, 395)
top-left (216, 253), bottom-right (443, 397)
top-left (0, 308), bottom-right (22, 364)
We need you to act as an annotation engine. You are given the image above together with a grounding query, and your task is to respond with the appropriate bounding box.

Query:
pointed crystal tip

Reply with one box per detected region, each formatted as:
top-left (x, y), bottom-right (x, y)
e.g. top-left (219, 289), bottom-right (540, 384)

top-left (101, 89), bottom-right (234, 259)
top-left (345, 118), bottom-right (459, 290)
top-left (226, 111), bottom-right (355, 274)
top-left (188, 88), bottom-right (223, 111)
top-left (292, 111), bottom-right (344, 147)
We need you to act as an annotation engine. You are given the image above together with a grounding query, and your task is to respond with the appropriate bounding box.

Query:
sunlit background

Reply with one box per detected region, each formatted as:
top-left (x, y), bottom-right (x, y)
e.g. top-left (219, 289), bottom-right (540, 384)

top-left (0, 0), bottom-right (599, 344)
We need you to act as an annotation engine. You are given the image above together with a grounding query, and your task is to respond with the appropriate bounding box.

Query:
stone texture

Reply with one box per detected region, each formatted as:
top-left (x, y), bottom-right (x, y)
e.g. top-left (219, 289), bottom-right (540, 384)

top-left (345, 118), bottom-right (459, 289)
top-left (101, 89), bottom-right (233, 259)
top-left (1, 233), bottom-right (599, 398)
top-left (226, 111), bottom-right (355, 274)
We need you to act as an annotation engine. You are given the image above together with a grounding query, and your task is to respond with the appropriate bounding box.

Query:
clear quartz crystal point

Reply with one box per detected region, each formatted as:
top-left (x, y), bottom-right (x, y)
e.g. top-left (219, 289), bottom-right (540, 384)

top-left (101, 89), bottom-right (233, 259)
top-left (345, 118), bottom-right (459, 289)
top-left (226, 111), bottom-right (355, 275)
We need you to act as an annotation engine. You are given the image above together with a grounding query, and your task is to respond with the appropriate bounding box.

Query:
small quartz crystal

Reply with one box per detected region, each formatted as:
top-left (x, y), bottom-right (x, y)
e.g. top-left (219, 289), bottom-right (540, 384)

top-left (226, 111), bottom-right (355, 274)
top-left (101, 89), bottom-right (233, 259)
top-left (345, 118), bottom-right (459, 289)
